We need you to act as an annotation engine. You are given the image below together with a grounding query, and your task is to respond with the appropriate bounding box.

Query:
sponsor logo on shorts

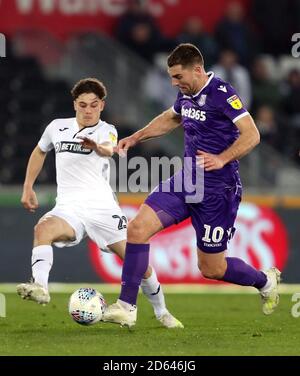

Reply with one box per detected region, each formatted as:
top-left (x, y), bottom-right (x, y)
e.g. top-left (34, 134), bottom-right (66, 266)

top-left (203, 242), bottom-right (222, 247)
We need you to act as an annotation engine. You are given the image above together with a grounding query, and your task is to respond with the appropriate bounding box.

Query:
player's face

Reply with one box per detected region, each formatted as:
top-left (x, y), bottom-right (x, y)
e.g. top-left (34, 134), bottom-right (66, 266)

top-left (168, 64), bottom-right (202, 95)
top-left (74, 93), bottom-right (105, 127)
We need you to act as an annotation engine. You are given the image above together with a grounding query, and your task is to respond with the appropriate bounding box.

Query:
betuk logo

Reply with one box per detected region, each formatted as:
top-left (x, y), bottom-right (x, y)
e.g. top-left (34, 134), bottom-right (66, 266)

top-left (0, 293), bottom-right (6, 317)
top-left (0, 33), bottom-right (6, 57)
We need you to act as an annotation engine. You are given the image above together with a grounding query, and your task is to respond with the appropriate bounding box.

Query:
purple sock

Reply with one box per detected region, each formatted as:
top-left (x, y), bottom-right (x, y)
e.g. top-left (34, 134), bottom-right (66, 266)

top-left (119, 242), bottom-right (150, 305)
top-left (222, 257), bottom-right (267, 289)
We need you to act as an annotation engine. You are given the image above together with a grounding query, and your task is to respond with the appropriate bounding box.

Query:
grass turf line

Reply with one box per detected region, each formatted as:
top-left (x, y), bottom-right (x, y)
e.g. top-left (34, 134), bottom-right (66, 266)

top-left (0, 293), bottom-right (299, 356)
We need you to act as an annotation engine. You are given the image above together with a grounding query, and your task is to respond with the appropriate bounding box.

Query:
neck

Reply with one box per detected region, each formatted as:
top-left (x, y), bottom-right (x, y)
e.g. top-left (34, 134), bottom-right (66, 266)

top-left (192, 73), bottom-right (209, 95)
top-left (77, 119), bottom-right (99, 129)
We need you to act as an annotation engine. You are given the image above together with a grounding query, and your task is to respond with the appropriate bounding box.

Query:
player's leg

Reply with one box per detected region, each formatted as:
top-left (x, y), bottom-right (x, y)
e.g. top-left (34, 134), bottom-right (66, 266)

top-left (118, 203), bottom-right (164, 305)
top-left (197, 248), bottom-right (281, 314)
top-left (108, 239), bottom-right (183, 328)
top-left (118, 174), bottom-right (190, 313)
top-left (32, 214), bottom-right (76, 287)
top-left (100, 204), bottom-right (163, 326)
top-left (103, 175), bottom-right (188, 327)
top-left (197, 248), bottom-right (267, 284)
top-left (17, 212), bottom-right (79, 304)
top-left (193, 188), bottom-right (281, 315)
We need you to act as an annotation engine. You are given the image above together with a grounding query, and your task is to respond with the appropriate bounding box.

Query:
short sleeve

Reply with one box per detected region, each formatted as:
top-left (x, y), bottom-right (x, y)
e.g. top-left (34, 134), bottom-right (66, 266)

top-left (100, 126), bottom-right (118, 147)
top-left (38, 121), bottom-right (55, 152)
top-left (172, 92), bottom-right (182, 115)
top-left (217, 84), bottom-right (249, 123)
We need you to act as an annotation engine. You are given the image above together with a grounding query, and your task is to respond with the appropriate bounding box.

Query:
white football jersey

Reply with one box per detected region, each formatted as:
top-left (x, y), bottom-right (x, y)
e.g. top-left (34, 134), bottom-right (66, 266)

top-left (38, 117), bottom-right (118, 208)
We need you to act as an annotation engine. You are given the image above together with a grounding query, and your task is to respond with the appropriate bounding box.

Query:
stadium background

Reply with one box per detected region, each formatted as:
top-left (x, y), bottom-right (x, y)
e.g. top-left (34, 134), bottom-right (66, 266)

top-left (0, 0), bottom-right (299, 286)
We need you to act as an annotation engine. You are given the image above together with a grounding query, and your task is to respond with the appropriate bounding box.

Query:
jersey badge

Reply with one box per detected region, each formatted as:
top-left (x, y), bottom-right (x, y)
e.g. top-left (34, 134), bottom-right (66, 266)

top-left (227, 95), bottom-right (243, 109)
top-left (109, 132), bottom-right (117, 144)
top-left (198, 94), bottom-right (207, 106)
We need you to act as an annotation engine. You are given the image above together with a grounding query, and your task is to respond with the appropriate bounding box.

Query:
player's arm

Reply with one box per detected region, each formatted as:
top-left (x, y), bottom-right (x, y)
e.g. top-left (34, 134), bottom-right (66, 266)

top-left (77, 137), bottom-right (113, 157)
top-left (95, 141), bottom-right (113, 157)
top-left (21, 145), bottom-right (47, 212)
top-left (117, 108), bottom-right (181, 154)
top-left (219, 114), bottom-right (260, 163)
top-left (197, 114), bottom-right (260, 171)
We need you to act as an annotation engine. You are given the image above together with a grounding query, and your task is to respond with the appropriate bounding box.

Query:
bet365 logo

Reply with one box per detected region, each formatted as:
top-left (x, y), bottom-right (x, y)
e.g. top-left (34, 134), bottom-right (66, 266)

top-left (292, 33), bottom-right (300, 58)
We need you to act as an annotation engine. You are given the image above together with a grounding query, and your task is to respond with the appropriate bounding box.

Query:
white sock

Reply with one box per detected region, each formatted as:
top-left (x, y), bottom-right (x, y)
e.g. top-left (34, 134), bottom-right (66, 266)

top-left (259, 273), bottom-right (272, 292)
top-left (141, 267), bottom-right (168, 318)
top-left (31, 245), bottom-right (53, 290)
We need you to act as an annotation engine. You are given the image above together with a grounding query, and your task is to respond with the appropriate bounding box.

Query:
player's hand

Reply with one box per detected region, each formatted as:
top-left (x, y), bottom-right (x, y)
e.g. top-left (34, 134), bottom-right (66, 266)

top-left (196, 150), bottom-right (225, 171)
top-left (77, 136), bottom-right (97, 150)
top-left (116, 136), bottom-right (138, 157)
top-left (21, 188), bottom-right (39, 212)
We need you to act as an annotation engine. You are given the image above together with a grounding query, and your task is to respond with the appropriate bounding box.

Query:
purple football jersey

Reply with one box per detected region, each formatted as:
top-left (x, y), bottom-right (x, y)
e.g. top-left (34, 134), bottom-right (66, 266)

top-left (173, 72), bottom-right (248, 191)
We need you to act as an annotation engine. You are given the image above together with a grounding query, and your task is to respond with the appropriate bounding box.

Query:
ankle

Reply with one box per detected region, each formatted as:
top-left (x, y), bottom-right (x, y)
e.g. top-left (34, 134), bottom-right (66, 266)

top-left (259, 274), bottom-right (272, 292)
top-left (117, 299), bottom-right (136, 311)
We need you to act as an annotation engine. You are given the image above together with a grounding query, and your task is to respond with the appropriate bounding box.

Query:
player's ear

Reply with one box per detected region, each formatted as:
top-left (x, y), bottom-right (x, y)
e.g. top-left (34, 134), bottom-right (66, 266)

top-left (73, 100), bottom-right (77, 111)
top-left (194, 65), bottom-right (202, 74)
top-left (100, 100), bottom-right (105, 111)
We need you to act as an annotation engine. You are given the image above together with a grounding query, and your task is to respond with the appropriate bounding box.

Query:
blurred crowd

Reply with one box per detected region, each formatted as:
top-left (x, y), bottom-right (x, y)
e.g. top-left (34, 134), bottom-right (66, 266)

top-left (0, 0), bottom-right (300, 185)
top-left (116, 0), bottom-right (300, 161)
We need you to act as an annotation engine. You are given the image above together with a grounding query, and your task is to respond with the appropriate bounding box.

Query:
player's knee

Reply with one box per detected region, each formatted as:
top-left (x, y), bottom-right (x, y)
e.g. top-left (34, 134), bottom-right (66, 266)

top-left (34, 222), bottom-right (55, 243)
top-left (127, 218), bottom-right (149, 243)
top-left (199, 264), bottom-right (225, 280)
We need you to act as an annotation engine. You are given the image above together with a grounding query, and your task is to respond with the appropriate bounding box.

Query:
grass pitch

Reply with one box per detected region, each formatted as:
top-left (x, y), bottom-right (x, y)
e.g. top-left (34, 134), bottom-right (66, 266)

top-left (0, 290), bottom-right (299, 356)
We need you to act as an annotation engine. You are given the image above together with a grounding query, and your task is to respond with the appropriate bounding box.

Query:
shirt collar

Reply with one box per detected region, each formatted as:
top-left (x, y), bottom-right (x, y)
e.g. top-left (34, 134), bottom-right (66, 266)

top-left (183, 71), bottom-right (214, 99)
top-left (74, 118), bottom-right (101, 131)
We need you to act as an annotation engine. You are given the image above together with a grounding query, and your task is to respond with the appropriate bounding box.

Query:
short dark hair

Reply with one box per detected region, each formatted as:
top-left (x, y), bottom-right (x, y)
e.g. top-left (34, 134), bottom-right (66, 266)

top-left (71, 78), bottom-right (107, 100)
top-left (167, 43), bottom-right (204, 68)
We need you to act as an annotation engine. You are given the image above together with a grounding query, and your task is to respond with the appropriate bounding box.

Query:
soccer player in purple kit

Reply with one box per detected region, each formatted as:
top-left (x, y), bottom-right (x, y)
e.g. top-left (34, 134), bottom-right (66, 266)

top-left (103, 44), bottom-right (281, 328)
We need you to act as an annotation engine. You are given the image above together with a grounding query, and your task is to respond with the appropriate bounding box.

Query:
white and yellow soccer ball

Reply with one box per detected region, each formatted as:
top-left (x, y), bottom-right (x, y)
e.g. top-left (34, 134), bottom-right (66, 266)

top-left (68, 288), bottom-right (106, 325)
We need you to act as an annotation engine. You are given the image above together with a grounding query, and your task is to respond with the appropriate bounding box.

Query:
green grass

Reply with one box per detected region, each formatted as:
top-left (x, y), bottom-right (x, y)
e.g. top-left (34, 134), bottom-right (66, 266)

top-left (0, 293), bottom-right (299, 356)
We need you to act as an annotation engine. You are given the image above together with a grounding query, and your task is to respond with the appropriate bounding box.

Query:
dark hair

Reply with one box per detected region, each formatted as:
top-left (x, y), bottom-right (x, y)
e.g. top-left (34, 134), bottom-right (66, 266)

top-left (167, 43), bottom-right (204, 68)
top-left (71, 78), bottom-right (107, 100)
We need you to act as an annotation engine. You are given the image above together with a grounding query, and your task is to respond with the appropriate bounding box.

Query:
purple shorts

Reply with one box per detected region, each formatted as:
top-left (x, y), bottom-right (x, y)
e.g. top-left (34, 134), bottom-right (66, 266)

top-left (145, 173), bottom-right (242, 253)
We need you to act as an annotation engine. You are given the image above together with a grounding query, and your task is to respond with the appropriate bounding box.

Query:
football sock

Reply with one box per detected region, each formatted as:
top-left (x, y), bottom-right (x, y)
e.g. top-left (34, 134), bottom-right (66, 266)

top-left (120, 242), bottom-right (149, 305)
top-left (222, 257), bottom-right (267, 289)
top-left (259, 276), bottom-right (272, 292)
top-left (31, 245), bottom-right (53, 290)
top-left (141, 266), bottom-right (168, 318)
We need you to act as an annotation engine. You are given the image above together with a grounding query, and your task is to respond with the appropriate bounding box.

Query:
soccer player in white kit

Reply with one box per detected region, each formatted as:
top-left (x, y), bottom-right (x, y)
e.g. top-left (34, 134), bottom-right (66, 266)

top-left (17, 78), bottom-right (183, 328)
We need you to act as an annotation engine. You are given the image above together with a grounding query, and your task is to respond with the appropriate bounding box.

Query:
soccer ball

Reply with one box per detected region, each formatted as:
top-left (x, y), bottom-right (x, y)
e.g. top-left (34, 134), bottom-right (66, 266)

top-left (68, 287), bottom-right (106, 325)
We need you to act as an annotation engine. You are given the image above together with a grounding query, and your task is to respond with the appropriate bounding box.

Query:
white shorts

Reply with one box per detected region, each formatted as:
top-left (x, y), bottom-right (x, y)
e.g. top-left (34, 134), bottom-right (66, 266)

top-left (44, 204), bottom-right (127, 249)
